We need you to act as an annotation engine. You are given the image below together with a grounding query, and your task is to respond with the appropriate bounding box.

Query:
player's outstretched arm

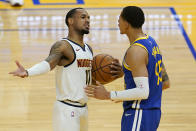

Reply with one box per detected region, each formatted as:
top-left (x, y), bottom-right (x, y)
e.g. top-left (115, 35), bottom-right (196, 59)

top-left (162, 63), bottom-right (170, 90)
top-left (9, 60), bottom-right (28, 78)
top-left (9, 41), bottom-right (66, 78)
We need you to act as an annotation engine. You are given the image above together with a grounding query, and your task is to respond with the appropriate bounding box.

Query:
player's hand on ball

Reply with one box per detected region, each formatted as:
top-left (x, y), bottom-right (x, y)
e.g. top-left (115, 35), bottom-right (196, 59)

top-left (85, 81), bottom-right (110, 100)
top-left (110, 59), bottom-right (124, 78)
top-left (9, 60), bottom-right (28, 78)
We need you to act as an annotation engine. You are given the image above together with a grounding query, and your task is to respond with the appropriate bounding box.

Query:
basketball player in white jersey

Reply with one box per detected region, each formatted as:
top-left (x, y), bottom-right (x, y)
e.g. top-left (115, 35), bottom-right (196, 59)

top-left (9, 8), bottom-right (123, 131)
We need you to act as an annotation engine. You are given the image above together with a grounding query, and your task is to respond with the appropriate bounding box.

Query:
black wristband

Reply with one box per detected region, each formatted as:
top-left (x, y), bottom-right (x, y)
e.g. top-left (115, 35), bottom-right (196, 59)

top-left (25, 70), bottom-right (29, 77)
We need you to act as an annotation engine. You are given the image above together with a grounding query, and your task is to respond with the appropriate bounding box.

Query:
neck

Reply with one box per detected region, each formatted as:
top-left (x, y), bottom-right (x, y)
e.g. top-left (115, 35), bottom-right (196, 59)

top-left (67, 30), bottom-right (84, 46)
top-left (126, 28), bottom-right (146, 44)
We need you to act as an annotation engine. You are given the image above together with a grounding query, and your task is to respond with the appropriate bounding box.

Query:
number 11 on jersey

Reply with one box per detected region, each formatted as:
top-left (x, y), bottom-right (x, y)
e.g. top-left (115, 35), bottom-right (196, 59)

top-left (86, 70), bottom-right (91, 85)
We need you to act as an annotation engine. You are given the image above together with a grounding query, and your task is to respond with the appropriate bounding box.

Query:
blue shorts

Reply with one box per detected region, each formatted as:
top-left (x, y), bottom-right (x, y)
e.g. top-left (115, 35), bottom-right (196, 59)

top-left (121, 108), bottom-right (161, 131)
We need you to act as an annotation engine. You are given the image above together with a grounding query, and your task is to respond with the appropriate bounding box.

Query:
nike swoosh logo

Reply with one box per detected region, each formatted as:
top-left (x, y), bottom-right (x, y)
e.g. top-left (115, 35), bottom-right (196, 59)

top-left (125, 113), bottom-right (132, 116)
top-left (76, 49), bottom-right (80, 51)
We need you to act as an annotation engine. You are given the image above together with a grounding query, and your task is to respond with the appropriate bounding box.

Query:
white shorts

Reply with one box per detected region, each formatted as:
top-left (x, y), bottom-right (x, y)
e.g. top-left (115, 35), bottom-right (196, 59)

top-left (53, 101), bottom-right (88, 131)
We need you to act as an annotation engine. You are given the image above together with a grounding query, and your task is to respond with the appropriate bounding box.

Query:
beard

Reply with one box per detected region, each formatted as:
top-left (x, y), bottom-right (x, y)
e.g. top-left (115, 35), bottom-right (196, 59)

top-left (81, 29), bottom-right (89, 34)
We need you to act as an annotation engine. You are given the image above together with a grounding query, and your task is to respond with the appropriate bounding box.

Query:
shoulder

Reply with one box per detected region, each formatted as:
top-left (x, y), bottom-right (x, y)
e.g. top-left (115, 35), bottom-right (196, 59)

top-left (50, 40), bottom-right (72, 52)
top-left (127, 44), bottom-right (148, 59)
top-left (126, 44), bottom-right (148, 67)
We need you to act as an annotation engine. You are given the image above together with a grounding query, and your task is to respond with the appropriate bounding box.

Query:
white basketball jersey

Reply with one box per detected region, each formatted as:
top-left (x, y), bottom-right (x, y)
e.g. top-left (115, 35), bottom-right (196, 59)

top-left (55, 38), bottom-right (93, 104)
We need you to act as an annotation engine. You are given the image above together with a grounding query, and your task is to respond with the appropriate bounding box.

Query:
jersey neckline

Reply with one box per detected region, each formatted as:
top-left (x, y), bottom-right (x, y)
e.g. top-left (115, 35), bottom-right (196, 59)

top-left (63, 38), bottom-right (86, 51)
top-left (130, 34), bottom-right (149, 46)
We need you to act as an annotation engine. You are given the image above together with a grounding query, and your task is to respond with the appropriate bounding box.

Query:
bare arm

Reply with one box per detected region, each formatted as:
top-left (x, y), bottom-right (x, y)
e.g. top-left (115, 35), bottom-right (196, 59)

top-left (162, 63), bottom-right (170, 90)
top-left (126, 45), bottom-right (148, 77)
top-left (108, 45), bottom-right (149, 100)
top-left (9, 41), bottom-right (72, 78)
top-left (45, 41), bottom-right (65, 70)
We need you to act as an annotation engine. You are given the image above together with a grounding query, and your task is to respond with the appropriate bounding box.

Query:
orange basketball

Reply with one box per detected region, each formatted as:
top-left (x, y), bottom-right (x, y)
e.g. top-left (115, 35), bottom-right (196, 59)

top-left (92, 54), bottom-right (116, 84)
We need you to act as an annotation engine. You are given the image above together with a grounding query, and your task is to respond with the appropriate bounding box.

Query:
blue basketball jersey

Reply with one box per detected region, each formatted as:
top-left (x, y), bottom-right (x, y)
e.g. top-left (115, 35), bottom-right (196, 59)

top-left (122, 35), bottom-right (163, 110)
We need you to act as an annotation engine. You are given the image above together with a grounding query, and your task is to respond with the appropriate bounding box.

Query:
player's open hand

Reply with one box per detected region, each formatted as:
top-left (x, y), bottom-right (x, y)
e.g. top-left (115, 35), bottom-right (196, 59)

top-left (9, 60), bottom-right (28, 78)
top-left (110, 59), bottom-right (124, 78)
top-left (85, 81), bottom-right (110, 100)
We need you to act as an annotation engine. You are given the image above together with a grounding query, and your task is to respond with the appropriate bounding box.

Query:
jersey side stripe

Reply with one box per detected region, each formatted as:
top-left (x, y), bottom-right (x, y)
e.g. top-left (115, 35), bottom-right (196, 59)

top-left (132, 109), bottom-right (139, 131)
top-left (136, 100), bottom-right (141, 109)
top-left (136, 109), bottom-right (143, 131)
top-left (132, 100), bottom-right (137, 109)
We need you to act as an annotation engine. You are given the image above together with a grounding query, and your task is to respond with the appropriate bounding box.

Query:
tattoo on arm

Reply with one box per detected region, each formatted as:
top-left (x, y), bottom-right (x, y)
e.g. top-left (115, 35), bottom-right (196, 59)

top-left (45, 42), bottom-right (63, 69)
top-left (162, 63), bottom-right (169, 82)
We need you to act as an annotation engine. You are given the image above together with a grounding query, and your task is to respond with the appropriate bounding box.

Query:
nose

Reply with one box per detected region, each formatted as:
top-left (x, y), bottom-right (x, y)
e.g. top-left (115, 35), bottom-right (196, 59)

top-left (86, 17), bottom-right (90, 23)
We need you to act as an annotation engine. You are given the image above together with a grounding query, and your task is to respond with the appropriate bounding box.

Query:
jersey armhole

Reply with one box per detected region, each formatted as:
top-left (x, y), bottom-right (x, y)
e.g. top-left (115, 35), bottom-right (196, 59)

top-left (123, 60), bottom-right (132, 71)
top-left (132, 43), bottom-right (149, 67)
top-left (133, 43), bottom-right (148, 53)
top-left (61, 39), bottom-right (76, 68)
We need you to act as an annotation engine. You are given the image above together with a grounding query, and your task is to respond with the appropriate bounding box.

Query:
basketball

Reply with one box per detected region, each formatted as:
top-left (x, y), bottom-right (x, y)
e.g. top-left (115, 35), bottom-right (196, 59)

top-left (92, 54), bottom-right (116, 84)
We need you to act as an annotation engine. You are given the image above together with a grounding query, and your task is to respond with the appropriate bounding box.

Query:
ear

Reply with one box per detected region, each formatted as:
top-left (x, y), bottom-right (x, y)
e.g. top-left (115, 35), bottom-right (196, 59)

top-left (68, 18), bottom-right (74, 25)
top-left (124, 21), bottom-right (129, 30)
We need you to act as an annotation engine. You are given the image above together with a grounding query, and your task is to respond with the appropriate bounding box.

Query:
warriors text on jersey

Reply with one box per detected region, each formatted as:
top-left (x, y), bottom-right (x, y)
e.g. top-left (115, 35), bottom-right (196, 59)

top-left (55, 38), bottom-right (93, 104)
top-left (123, 35), bottom-right (163, 110)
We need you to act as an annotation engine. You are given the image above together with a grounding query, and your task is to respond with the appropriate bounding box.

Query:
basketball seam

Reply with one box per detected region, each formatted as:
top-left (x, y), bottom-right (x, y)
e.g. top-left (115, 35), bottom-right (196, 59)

top-left (96, 55), bottom-right (108, 82)
top-left (92, 64), bottom-right (112, 72)
top-left (93, 54), bottom-right (114, 84)
top-left (99, 55), bottom-right (113, 75)
top-left (94, 54), bottom-right (111, 83)
top-left (98, 55), bottom-right (112, 82)
top-left (93, 55), bottom-right (97, 81)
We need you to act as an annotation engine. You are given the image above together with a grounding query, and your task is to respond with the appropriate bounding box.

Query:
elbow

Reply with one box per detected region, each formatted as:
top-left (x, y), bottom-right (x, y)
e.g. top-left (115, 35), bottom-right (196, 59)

top-left (141, 88), bottom-right (149, 100)
top-left (162, 80), bottom-right (170, 90)
top-left (143, 91), bottom-right (149, 99)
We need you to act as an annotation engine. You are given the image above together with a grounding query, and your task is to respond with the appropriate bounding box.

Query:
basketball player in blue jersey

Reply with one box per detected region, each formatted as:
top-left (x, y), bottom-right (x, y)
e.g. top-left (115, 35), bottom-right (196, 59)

top-left (9, 8), bottom-right (123, 131)
top-left (85, 6), bottom-right (170, 131)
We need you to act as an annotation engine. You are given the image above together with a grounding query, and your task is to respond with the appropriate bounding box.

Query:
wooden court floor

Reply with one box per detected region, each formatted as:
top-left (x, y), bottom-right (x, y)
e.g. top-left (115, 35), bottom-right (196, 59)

top-left (0, 6), bottom-right (196, 131)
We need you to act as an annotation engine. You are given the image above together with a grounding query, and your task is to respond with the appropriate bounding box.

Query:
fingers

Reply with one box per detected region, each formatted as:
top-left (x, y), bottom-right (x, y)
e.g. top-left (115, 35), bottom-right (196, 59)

top-left (110, 70), bottom-right (121, 74)
top-left (15, 60), bottom-right (25, 71)
top-left (114, 100), bottom-right (122, 103)
top-left (9, 71), bottom-right (18, 76)
top-left (111, 75), bottom-right (119, 79)
top-left (84, 85), bottom-right (96, 98)
top-left (110, 59), bottom-right (124, 78)
top-left (112, 59), bottom-right (121, 65)
top-left (113, 58), bottom-right (120, 63)
top-left (110, 60), bottom-right (122, 71)
top-left (110, 65), bottom-right (120, 71)
top-left (11, 73), bottom-right (22, 77)
top-left (15, 60), bottom-right (21, 68)
top-left (85, 86), bottom-right (95, 92)
top-left (95, 81), bottom-right (101, 86)
top-left (111, 62), bottom-right (121, 68)
top-left (9, 71), bottom-right (26, 78)
top-left (110, 70), bottom-right (122, 77)
top-left (111, 100), bottom-right (122, 103)
top-left (9, 71), bottom-right (15, 74)
top-left (85, 89), bottom-right (95, 97)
